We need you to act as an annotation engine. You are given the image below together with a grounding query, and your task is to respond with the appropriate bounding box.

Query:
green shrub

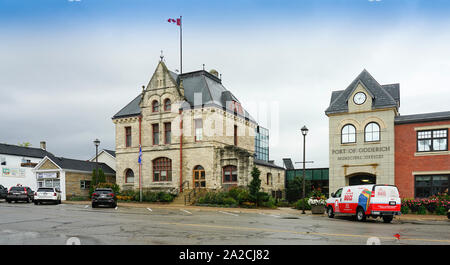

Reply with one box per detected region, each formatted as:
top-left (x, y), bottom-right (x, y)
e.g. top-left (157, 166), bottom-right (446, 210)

top-left (157, 192), bottom-right (174, 202)
top-left (223, 197), bottom-right (238, 206)
top-left (228, 187), bottom-right (249, 204)
top-left (295, 198), bottom-right (311, 210)
top-left (276, 200), bottom-right (291, 207)
top-left (143, 191), bottom-right (158, 202)
top-left (417, 205), bottom-right (427, 215)
top-left (435, 206), bottom-right (447, 215)
top-left (401, 205), bottom-right (410, 214)
top-left (69, 196), bottom-right (89, 201)
top-left (262, 196), bottom-right (277, 209)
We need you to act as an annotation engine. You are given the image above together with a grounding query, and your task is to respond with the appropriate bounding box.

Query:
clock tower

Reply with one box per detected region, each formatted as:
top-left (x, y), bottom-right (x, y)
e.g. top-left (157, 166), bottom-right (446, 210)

top-left (325, 69), bottom-right (400, 196)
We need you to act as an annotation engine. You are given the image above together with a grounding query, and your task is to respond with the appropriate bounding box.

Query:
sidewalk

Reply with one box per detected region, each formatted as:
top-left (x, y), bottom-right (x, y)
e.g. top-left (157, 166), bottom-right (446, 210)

top-left (63, 200), bottom-right (301, 215)
top-left (63, 201), bottom-right (449, 221)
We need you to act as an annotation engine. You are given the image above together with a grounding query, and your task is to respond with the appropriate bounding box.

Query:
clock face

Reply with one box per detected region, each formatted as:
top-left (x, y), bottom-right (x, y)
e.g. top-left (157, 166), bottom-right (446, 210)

top-left (353, 92), bottom-right (366, 105)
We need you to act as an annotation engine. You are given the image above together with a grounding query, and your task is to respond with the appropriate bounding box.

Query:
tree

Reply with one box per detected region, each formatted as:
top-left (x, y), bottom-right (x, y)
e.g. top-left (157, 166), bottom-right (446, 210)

top-left (248, 166), bottom-right (269, 206)
top-left (285, 175), bottom-right (312, 203)
top-left (248, 166), bottom-right (261, 198)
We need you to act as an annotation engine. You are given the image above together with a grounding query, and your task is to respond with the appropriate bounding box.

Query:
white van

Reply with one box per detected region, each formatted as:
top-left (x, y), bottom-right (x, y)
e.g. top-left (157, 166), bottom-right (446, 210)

top-left (326, 184), bottom-right (401, 223)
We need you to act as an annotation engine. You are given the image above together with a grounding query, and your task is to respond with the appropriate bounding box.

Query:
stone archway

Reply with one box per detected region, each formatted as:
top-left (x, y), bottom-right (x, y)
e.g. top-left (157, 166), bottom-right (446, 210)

top-left (347, 173), bottom-right (376, 186)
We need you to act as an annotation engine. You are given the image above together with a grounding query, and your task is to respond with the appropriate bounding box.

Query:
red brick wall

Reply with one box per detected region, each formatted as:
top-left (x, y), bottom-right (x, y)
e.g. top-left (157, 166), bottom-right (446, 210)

top-left (395, 120), bottom-right (450, 198)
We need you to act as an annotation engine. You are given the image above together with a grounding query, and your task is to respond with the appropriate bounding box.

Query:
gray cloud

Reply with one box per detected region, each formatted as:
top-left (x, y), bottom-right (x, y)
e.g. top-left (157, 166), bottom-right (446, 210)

top-left (1, 18), bottom-right (449, 169)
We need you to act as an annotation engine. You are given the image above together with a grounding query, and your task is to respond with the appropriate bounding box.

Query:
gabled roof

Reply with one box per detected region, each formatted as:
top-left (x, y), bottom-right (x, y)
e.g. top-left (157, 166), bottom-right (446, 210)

top-left (0, 143), bottom-right (54, 159)
top-left (103, 149), bottom-right (116, 158)
top-left (89, 149), bottom-right (116, 161)
top-left (395, 111), bottom-right (450, 124)
top-left (112, 63), bottom-right (256, 123)
top-left (254, 159), bottom-right (285, 170)
top-left (325, 69), bottom-right (400, 115)
top-left (41, 155), bottom-right (115, 175)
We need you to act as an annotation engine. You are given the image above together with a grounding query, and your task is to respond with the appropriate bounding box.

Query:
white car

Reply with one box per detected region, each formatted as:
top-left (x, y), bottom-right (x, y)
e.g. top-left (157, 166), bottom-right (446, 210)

top-left (34, 187), bottom-right (62, 205)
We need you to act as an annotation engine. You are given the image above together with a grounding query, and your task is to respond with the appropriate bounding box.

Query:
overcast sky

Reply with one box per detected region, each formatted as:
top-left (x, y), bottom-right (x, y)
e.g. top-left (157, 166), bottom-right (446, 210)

top-left (1, 0), bottom-right (449, 168)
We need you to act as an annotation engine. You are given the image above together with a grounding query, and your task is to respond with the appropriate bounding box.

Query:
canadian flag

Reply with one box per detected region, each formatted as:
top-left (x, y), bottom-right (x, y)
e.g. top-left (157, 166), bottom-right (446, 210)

top-left (168, 18), bottom-right (181, 26)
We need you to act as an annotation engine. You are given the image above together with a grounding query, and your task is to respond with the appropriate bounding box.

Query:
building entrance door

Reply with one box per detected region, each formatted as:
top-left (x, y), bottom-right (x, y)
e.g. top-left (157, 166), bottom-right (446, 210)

top-left (193, 165), bottom-right (206, 188)
top-left (348, 174), bottom-right (376, 185)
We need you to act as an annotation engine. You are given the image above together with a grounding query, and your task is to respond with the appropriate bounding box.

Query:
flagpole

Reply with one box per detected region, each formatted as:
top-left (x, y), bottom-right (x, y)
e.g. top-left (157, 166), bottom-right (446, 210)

top-left (180, 16), bottom-right (182, 74)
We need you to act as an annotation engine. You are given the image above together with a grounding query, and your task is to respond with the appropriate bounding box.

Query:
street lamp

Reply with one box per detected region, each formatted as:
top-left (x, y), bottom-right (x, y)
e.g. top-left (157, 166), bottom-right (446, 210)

top-left (93, 139), bottom-right (100, 179)
top-left (301, 126), bottom-right (308, 214)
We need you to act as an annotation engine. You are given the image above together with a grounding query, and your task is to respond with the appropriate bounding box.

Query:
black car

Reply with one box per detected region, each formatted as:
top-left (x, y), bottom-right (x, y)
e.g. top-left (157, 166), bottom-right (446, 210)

top-left (6, 186), bottom-right (34, 203)
top-left (91, 188), bottom-right (117, 208)
top-left (0, 185), bottom-right (7, 199)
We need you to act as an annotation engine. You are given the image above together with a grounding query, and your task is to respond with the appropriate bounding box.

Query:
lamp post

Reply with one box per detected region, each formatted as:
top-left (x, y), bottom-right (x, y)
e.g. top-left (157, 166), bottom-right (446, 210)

top-left (301, 126), bottom-right (308, 214)
top-left (93, 139), bottom-right (100, 183)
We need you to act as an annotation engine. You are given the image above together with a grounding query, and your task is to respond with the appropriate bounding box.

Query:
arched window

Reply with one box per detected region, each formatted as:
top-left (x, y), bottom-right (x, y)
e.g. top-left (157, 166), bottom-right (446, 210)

top-left (125, 169), bottom-right (134, 183)
top-left (266, 173), bottom-right (272, 186)
top-left (153, 157), bottom-right (172, 182)
top-left (152, 100), bottom-right (159, 112)
top-left (193, 165), bottom-right (206, 188)
top-left (223, 165), bottom-right (237, 183)
top-left (164, 98), bottom-right (171, 111)
top-left (365, 122), bottom-right (380, 142)
top-left (341, 124), bottom-right (356, 144)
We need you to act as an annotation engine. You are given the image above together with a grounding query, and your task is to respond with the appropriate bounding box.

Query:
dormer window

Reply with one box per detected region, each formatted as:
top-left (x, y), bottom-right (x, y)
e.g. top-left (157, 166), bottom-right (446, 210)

top-left (232, 101), bottom-right (243, 115)
top-left (152, 100), bottom-right (159, 112)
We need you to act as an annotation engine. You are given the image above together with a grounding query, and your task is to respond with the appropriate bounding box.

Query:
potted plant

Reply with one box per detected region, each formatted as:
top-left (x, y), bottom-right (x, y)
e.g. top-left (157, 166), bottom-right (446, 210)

top-left (308, 190), bottom-right (326, 214)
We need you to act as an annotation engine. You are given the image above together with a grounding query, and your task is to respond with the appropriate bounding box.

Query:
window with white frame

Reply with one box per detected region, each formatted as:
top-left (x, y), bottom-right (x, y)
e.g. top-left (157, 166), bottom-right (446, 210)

top-left (80, 180), bottom-right (91, 190)
top-left (417, 129), bottom-right (448, 152)
top-left (341, 124), bottom-right (356, 144)
top-left (365, 122), bottom-right (380, 142)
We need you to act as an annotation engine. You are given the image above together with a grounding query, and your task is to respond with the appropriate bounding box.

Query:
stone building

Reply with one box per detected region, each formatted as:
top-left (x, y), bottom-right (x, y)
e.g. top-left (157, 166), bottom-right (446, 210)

top-left (112, 60), bottom-right (285, 197)
top-left (325, 70), bottom-right (399, 195)
top-left (325, 69), bottom-right (449, 198)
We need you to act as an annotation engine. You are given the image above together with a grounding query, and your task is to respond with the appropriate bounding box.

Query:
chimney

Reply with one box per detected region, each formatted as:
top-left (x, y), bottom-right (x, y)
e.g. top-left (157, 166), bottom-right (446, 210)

top-left (40, 141), bottom-right (46, 150)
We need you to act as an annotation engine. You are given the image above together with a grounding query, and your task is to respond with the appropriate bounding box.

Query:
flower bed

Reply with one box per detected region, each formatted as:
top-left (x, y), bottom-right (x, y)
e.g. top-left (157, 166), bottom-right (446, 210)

top-left (401, 195), bottom-right (449, 215)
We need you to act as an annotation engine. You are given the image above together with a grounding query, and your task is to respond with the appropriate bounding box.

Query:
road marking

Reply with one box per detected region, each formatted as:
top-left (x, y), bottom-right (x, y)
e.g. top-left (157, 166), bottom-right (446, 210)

top-left (84, 205), bottom-right (89, 208)
top-left (181, 209), bottom-right (192, 214)
top-left (269, 214), bottom-right (281, 218)
top-left (219, 211), bottom-right (239, 217)
top-left (259, 213), bottom-right (280, 218)
top-left (147, 208), bottom-right (152, 212)
top-left (115, 206), bottom-right (118, 210)
top-left (159, 221), bottom-right (450, 243)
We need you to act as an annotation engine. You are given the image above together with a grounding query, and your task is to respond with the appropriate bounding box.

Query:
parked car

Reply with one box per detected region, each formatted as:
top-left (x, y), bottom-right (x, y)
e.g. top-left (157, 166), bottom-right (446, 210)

top-left (6, 186), bottom-right (35, 203)
top-left (326, 184), bottom-right (401, 223)
top-left (91, 188), bottom-right (117, 208)
top-left (34, 187), bottom-right (62, 205)
top-left (0, 185), bottom-right (7, 199)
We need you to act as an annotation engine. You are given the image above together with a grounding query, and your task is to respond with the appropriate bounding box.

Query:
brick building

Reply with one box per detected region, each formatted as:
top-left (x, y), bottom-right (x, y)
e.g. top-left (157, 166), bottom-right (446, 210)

top-left (112, 59), bottom-right (285, 198)
top-left (395, 112), bottom-right (450, 198)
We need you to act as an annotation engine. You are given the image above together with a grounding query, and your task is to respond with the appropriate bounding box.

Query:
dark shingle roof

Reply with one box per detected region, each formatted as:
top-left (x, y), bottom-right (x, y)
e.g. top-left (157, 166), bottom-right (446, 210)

top-left (47, 155), bottom-right (115, 174)
top-left (254, 159), bottom-right (285, 170)
top-left (112, 65), bottom-right (256, 123)
top-left (103, 149), bottom-right (116, 157)
top-left (0, 143), bottom-right (54, 159)
top-left (112, 94), bottom-right (142, 119)
top-left (395, 111), bottom-right (450, 124)
top-left (325, 69), bottom-right (400, 115)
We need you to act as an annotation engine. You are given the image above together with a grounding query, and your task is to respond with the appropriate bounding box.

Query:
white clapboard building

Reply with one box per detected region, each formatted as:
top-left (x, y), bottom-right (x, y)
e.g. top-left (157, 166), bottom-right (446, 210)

top-left (0, 142), bottom-right (52, 191)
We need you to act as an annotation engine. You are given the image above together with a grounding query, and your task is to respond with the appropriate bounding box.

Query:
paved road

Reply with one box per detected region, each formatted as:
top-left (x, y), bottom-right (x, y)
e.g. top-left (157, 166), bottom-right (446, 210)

top-left (0, 201), bottom-right (449, 245)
